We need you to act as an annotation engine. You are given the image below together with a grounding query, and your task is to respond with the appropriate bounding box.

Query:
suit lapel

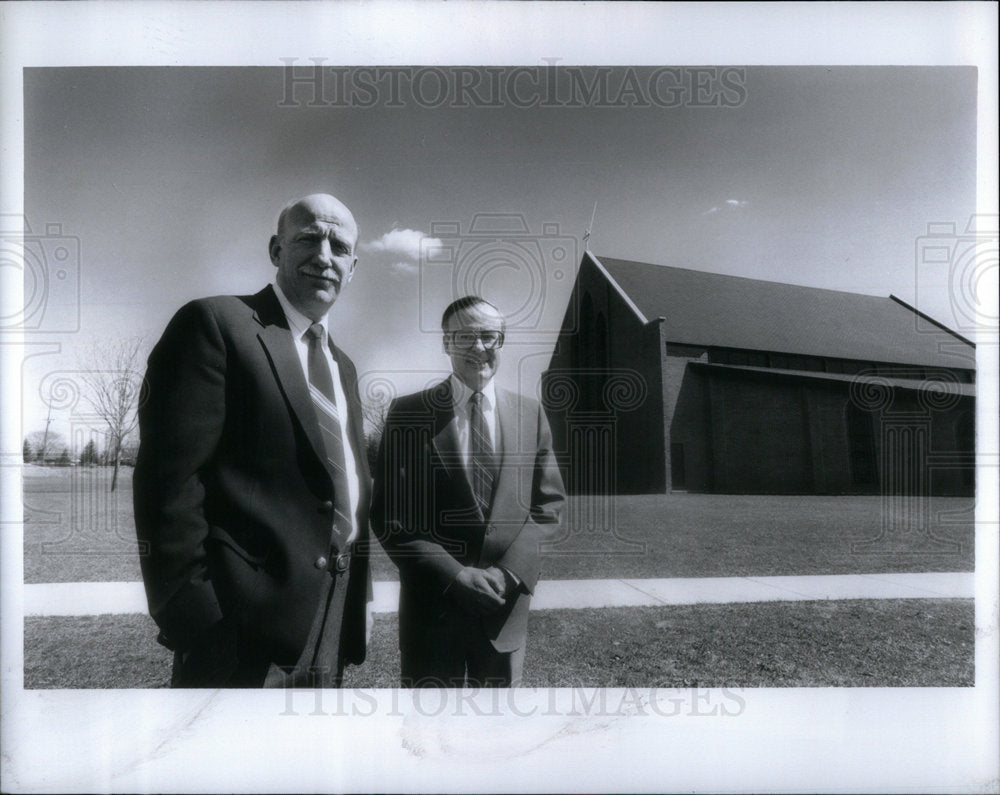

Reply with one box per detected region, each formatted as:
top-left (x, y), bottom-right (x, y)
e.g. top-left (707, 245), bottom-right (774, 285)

top-left (330, 340), bottom-right (369, 479)
top-left (330, 341), bottom-right (373, 534)
top-left (429, 380), bottom-right (479, 511)
top-left (430, 379), bottom-right (460, 479)
top-left (251, 286), bottom-right (331, 481)
top-left (489, 387), bottom-right (521, 521)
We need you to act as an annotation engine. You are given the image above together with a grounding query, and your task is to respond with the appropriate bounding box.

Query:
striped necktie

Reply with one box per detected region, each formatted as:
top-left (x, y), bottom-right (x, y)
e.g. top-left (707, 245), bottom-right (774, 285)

top-left (469, 390), bottom-right (497, 517)
top-left (305, 323), bottom-right (352, 549)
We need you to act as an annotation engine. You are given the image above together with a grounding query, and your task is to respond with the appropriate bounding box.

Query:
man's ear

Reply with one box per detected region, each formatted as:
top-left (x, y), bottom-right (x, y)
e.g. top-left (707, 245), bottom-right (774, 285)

top-left (268, 235), bottom-right (281, 267)
top-left (347, 255), bottom-right (358, 279)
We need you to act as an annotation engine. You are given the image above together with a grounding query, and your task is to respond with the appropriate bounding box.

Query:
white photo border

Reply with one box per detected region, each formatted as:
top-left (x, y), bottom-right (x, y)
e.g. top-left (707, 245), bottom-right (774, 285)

top-left (2, 2), bottom-right (997, 793)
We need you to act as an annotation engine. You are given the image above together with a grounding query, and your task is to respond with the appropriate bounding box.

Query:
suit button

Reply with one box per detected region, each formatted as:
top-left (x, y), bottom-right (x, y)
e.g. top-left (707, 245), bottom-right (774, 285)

top-left (314, 556), bottom-right (328, 570)
top-left (318, 501), bottom-right (333, 515)
top-left (486, 524), bottom-right (495, 535)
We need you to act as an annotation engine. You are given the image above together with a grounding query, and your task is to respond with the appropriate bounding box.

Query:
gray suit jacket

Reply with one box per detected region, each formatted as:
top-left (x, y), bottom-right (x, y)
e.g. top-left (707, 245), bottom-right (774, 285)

top-left (371, 379), bottom-right (565, 654)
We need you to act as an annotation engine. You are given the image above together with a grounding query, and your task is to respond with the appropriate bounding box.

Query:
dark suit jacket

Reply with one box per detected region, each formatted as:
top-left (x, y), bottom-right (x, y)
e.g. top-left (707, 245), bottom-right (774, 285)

top-left (371, 379), bottom-right (564, 656)
top-left (133, 285), bottom-right (371, 669)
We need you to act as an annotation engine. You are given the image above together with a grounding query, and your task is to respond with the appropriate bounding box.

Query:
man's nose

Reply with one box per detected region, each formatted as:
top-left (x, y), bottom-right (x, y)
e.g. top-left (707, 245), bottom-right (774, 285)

top-left (315, 238), bottom-right (336, 268)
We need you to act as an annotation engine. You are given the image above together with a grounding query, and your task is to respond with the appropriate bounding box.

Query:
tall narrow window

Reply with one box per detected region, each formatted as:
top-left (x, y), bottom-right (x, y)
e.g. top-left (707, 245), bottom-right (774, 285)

top-left (595, 313), bottom-right (608, 368)
top-left (670, 443), bottom-right (686, 489)
top-left (576, 293), bottom-right (594, 371)
top-left (579, 294), bottom-right (595, 410)
top-left (956, 410), bottom-right (974, 490)
top-left (846, 404), bottom-right (878, 486)
top-left (592, 312), bottom-right (609, 412)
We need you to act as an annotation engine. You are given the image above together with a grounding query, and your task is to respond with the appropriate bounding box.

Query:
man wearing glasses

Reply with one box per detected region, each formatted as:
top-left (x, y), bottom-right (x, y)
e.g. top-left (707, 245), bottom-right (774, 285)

top-left (372, 296), bottom-right (565, 687)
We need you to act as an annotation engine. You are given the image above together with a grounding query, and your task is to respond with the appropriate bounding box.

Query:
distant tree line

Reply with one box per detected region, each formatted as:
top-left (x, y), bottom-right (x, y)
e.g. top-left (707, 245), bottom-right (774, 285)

top-left (26, 336), bottom-right (145, 491)
top-left (27, 336), bottom-right (393, 491)
top-left (22, 432), bottom-right (138, 467)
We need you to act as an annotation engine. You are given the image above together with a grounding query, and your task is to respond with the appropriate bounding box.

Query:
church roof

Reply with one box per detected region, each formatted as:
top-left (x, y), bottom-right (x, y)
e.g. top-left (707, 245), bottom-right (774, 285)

top-left (593, 254), bottom-right (975, 370)
top-left (691, 362), bottom-right (977, 397)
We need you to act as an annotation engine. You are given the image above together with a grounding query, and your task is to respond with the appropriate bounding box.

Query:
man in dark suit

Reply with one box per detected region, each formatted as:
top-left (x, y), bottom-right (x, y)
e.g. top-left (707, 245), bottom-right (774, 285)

top-left (134, 193), bottom-right (371, 688)
top-left (372, 296), bottom-right (565, 687)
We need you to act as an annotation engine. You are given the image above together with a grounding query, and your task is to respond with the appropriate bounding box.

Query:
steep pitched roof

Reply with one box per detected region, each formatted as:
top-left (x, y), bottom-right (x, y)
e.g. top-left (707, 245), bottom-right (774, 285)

top-left (593, 254), bottom-right (974, 370)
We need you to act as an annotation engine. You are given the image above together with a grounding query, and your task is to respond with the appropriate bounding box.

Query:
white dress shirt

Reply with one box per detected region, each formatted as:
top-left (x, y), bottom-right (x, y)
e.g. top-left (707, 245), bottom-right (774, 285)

top-left (449, 374), bottom-right (500, 470)
top-left (273, 282), bottom-right (361, 542)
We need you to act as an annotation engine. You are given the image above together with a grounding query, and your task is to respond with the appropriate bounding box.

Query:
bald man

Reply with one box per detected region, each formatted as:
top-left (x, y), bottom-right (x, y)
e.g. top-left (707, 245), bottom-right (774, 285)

top-left (134, 194), bottom-right (372, 688)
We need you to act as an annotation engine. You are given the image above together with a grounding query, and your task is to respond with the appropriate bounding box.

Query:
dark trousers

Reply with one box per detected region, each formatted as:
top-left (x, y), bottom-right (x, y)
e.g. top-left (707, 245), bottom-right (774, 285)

top-left (171, 562), bottom-right (351, 689)
top-left (400, 608), bottom-right (525, 688)
top-left (170, 624), bottom-right (272, 688)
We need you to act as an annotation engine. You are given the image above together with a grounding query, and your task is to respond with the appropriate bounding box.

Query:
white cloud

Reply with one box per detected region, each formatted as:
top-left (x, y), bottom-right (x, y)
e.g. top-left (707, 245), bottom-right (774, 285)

top-left (360, 228), bottom-right (444, 273)
top-left (702, 198), bottom-right (748, 215)
top-left (389, 260), bottom-right (419, 274)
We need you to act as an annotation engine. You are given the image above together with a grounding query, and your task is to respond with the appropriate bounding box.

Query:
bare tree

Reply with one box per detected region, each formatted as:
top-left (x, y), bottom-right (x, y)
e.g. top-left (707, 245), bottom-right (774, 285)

top-left (25, 430), bottom-right (66, 464)
top-left (78, 337), bottom-right (145, 491)
top-left (360, 397), bottom-right (389, 471)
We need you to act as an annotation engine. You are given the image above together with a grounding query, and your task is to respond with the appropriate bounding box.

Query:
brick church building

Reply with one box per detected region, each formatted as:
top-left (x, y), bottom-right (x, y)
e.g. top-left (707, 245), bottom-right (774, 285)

top-left (542, 253), bottom-right (976, 496)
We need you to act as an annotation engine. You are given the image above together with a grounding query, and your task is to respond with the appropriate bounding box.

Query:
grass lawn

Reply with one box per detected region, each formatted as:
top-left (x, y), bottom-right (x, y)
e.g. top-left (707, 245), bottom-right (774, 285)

top-left (21, 467), bottom-right (976, 691)
top-left (23, 466), bottom-right (142, 583)
top-left (22, 467), bottom-right (974, 583)
top-left (24, 598), bottom-right (973, 688)
top-left (521, 599), bottom-right (974, 687)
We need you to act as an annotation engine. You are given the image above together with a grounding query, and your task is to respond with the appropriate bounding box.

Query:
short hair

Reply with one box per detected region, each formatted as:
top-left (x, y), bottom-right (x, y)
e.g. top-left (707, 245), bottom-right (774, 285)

top-left (441, 296), bottom-right (506, 333)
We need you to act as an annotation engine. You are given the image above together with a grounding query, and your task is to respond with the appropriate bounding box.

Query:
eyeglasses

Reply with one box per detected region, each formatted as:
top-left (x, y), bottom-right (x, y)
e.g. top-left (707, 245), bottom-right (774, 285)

top-left (447, 329), bottom-right (505, 350)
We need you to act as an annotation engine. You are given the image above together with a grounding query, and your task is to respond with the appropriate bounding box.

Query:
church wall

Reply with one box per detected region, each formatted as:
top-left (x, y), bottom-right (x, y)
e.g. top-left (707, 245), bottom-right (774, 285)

top-left (546, 255), bottom-right (976, 498)
top-left (542, 255), bottom-right (665, 494)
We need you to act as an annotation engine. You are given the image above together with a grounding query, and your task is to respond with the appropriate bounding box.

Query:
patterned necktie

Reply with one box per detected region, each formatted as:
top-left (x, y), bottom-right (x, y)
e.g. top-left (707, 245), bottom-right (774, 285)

top-left (469, 391), bottom-right (496, 517)
top-left (305, 323), bottom-right (352, 549)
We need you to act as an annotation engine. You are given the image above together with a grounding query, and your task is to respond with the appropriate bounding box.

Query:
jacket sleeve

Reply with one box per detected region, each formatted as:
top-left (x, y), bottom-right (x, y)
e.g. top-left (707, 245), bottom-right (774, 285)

top-left (133, 300), bottom-right (227, 651)
top-left (370, 401), bottom-right (465, 595)
top-left (494, 400), bottom-right (565, 593)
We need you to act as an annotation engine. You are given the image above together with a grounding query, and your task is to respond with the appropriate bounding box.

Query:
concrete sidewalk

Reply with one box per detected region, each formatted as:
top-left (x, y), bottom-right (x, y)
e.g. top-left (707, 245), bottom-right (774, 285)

top-left (22, 572), bottom-right (974, 617)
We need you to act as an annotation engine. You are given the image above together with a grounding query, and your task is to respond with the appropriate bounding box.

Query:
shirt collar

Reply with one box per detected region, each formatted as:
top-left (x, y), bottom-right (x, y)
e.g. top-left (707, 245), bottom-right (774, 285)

top-left (273, 281), bottom-right (329, 342)
top-left (450, 373), bottom-right (496, 411)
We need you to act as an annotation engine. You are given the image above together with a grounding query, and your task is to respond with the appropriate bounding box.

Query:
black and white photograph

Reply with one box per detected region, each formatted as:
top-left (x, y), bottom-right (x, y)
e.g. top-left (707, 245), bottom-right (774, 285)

top-left (2, 2), bottom-right (997, 793)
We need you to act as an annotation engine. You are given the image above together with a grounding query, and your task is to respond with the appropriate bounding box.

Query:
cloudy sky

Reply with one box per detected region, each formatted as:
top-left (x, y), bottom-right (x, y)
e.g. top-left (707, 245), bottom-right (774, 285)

top-left (20, 65), bottom-right (978, 441)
